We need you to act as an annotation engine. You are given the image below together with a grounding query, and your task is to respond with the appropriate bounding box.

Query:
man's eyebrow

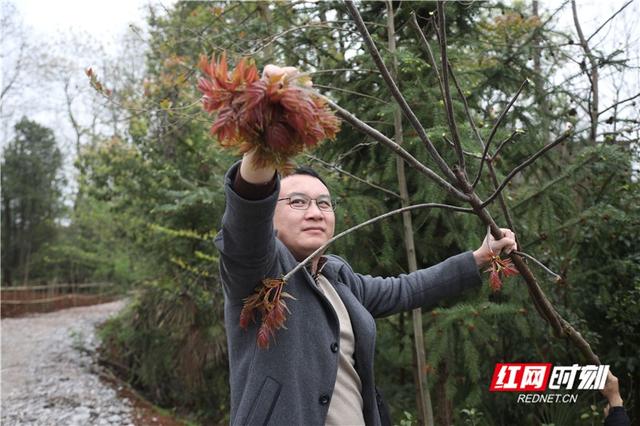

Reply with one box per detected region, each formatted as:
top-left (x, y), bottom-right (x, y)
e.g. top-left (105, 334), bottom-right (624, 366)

top-left (286, 192), bottom-right (331, 198)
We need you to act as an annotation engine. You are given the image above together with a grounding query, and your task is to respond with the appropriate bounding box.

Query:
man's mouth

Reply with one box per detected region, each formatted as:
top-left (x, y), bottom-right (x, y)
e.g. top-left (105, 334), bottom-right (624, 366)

top-left (302, 227), bottom-right (325, 233)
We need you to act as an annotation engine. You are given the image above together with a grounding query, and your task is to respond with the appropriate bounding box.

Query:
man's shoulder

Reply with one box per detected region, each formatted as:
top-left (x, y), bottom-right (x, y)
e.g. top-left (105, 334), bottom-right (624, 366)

top-left (322, 254), bottom-right (356, 279)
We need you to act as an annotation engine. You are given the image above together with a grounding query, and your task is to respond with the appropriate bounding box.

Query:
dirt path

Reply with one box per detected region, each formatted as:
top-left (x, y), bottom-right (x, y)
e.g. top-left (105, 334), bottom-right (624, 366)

top-left (1, 300), bottom-right (134, 425)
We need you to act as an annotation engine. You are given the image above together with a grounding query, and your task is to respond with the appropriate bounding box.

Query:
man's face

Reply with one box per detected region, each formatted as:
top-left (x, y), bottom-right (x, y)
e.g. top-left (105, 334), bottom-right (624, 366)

top-left (274, 174), bottom-right (335, 261)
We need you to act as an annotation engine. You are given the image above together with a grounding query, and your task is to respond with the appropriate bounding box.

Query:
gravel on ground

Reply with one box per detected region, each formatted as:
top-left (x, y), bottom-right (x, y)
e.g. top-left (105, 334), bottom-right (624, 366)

top-left (1, 300), bottom-right (135, 426)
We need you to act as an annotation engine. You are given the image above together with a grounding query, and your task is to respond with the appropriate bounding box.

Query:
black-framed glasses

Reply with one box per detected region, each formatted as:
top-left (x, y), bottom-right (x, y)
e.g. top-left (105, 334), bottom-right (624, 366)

top-left (277, 194), bottom-right (336, 212)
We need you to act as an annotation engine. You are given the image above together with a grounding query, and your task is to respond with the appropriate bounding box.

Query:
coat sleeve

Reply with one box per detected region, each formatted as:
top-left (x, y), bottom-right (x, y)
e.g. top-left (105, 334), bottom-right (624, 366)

top-left (604, 407), bottom-right (631, 426)
top-left (214, 161), bottom-right (280, 300)
top-left (345, 251), bottom-right (482, 318)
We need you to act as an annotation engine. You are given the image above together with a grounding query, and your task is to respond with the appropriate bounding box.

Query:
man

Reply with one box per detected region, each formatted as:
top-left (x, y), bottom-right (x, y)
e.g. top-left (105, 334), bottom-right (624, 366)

top-left (215, 139), bottom-right (517, 426)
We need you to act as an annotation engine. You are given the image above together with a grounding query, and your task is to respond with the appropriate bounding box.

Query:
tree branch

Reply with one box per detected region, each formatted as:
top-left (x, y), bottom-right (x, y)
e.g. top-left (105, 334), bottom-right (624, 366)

top-left (443, 136), bottom-right (488, 160)
top-left (325, 97), bottom-right (469, 201)
top-left (513, 250), bottom-right (561, 280)
top-left (493, 130), bottom-right (523, 159)
top-left (481, 130), bottom-right (572, 208)
top-left (472, 80), bottom-right (529, 189)
top-left (586, 0), bottom-right (634, 42)
top-left (572, 0), bottom-right (599, 144)
top-left (303, 153), bottom-right (401, 199)
top-left (344, 0), bottom-right (459, 185)
top-left (447, 61), bottom-right (485, 151)
top-left (598, 91), bottom-right (640, 116)
top-left (435, 3), bottom-right (465, 171)
top-left (409, 13), bottom-right (446, 112)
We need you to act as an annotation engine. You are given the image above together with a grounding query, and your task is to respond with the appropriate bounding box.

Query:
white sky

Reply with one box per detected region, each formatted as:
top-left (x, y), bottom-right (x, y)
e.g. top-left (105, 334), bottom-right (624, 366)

top-left (11, 0), bottom-right (152, 54)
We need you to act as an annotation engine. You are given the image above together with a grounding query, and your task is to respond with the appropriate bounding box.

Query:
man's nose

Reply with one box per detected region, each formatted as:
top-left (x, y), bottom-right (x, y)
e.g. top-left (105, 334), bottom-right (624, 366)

top-left (304, 200), bottom-right (324, 218)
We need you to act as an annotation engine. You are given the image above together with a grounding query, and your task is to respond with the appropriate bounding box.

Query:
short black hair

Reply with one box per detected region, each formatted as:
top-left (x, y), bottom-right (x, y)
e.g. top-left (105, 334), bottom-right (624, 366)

top-left (287, 165), bottom-right (329, 189)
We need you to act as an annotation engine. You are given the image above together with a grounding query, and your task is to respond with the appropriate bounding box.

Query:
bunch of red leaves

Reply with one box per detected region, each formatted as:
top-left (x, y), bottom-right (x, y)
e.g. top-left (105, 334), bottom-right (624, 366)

top-left (239, 278), bottom-right (295, 349)
top-left (197, 53), bottom-right (340, 169)
top-left (484, 253), bottom-right (519, 292)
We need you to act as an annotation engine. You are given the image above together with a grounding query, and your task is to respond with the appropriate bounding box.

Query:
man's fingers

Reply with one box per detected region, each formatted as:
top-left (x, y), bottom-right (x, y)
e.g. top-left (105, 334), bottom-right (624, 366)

top-left (489, 228), bottom-right (518, 254)
top-left (262, 64), bottom-right (300, 81)
top-left (497, 238), bottom-right (516, 254)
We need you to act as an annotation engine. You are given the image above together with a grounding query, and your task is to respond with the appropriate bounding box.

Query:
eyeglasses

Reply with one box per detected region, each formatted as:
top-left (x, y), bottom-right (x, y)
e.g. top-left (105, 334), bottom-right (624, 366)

top-left (277, 194), bottom-right (336, 212)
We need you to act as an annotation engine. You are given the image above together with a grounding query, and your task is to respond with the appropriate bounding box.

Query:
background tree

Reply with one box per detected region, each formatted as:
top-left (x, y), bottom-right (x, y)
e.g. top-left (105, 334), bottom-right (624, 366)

top-left (1, 118), bottom-right (65, 285)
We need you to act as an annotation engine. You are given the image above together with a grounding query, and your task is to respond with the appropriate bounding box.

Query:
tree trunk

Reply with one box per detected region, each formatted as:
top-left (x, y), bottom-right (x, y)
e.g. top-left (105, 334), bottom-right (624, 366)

top-left (435, 360), bottom-right (453, 426)
top-left (385, 2), bottom-right (434, 425)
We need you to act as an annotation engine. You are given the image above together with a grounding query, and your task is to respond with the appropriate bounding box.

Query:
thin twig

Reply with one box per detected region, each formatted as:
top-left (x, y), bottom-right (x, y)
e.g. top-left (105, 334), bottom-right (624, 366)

top-left (586, 0), bottom-right (634, 42)
top-left (486, 166), bottom-right (518, 240)
top-left (436, 2), bottom-right (465, 171)
top-left (409, 13), bottom-right (446, 112)
top-left (324, 96), bottom-right (469, 201)
top-left (336, 141), bottom-right (377, 163)
top-left (314, 83), bottom-right (389, 104)
top-left (304, 154), bottom-right (401, 198)
top-left (447, 61), bottom-right (485, 151)
top-left (514, 251), bottom-right (561, 280)
top-left (344, 0), bottom-right (459, 185)
top-left (443, 136), bottom-right (487, 160)
top-left (598, 91), bottom-right (640, 116)
top-left (493, 130), bottom-right (523, 159)
top-left (282, 202), bottom-right (474, 282)
top-left (572, 0), bottom-right (599, 144)
top-left (481, 130), bottom-right (573, 208)
top-left (309, 68), bottom-right (380, 75)
top-left (472, 80), bottom-right (529, 189)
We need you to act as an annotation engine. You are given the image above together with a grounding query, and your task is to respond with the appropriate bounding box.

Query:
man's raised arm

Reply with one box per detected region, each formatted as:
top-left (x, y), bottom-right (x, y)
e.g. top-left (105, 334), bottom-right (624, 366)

top-left (215, 151), bottom-right (280, 300)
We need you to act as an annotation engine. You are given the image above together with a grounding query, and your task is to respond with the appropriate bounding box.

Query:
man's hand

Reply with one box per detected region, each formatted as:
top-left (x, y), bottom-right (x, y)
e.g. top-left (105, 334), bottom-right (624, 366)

top-left (262, 64), bottom-right (299, 81)
top-left (602, 371), bottom-right (624, 417)
top-left (473, 228), bottom-right (517, 268)
top-left (239, 64), bottom-right (308, 184)
top-left (240, 148), bottom-right (277, 184)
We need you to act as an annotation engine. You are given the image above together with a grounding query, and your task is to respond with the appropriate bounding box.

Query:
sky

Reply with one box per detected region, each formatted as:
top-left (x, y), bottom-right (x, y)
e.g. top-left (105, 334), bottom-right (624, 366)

top-left (11, 0), bottom-right (154, 54)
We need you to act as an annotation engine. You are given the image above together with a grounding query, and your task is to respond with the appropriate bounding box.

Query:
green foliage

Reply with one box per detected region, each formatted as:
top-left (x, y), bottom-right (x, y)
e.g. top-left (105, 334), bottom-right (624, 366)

top-left (1, 117), bottom-right (65, 285)
top-left (98, 278), bottom-right (228, 423)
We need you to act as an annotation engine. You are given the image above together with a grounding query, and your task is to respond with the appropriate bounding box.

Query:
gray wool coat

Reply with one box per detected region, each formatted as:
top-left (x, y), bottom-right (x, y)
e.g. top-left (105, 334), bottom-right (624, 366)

top-left (215, 162), bottom-right (483, 426)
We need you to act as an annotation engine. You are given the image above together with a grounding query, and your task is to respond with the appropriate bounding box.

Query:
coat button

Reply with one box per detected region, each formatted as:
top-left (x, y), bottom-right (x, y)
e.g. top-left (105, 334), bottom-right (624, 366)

top-left (330, 342), bottom-right (339, 353)
top-left (319, 394), bottom-right (330, 405)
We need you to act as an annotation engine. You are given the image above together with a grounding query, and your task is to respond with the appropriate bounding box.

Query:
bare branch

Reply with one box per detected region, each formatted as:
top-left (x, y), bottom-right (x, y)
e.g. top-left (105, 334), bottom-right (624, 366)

top-left (344, 0), bottom-right (458, 185)
top-left (447, 61), bottom-right (485, 151)
top-left (313, 83), bottom-right (388, 104)
top-left (486, 166), bottom-right (519, 240)
top-left (472, 80), bottom-right (529, 189)
top-left (386, 3), bottom-right (433, 422)
top-left (586, 0), bottom-right (634, 42)
top-left (493, 130), bottom-right (523, 159)
top-left (598, 91), bottom-right (640, 116)
top-left (514, 250), bottom-right (562, 280)
top-left (303, 154), bottom-right (401, 199)
top-left (481, 130), bottom-right (573, 208)
top-left (572, 0), bottom-right (599, 143)
top-left (325, 97), bottom-right (469, 201)
top-left (0, 41), bottom-right (27, 101)
top-left (409, 13), bottom-right (446, 112)
top-left (436, 2), bottom-right (465, 171)
top-left (443, 136), bottom-right (486, 160)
